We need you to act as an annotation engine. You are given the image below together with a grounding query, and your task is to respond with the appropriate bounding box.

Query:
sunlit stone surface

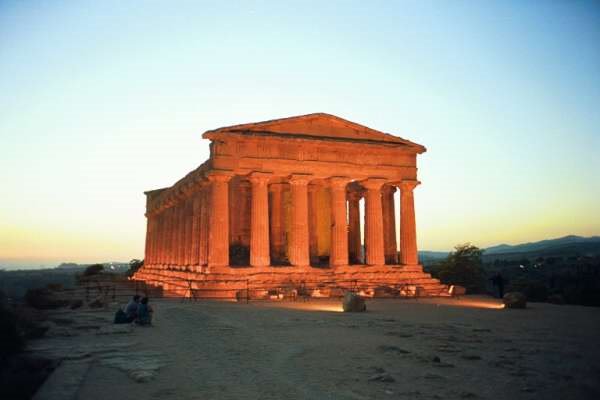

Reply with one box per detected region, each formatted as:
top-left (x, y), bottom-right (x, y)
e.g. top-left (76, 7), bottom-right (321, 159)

top-left (134, 113), bottom-right (447, 298)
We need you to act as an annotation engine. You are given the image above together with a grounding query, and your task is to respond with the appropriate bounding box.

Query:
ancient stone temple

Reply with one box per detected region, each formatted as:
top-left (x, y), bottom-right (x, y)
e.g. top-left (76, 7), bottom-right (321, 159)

top-left (133, 113), bottom-right (447, 298)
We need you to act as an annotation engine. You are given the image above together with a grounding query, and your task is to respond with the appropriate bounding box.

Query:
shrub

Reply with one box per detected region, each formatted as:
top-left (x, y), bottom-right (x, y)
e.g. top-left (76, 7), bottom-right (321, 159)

top-left (431, 243), bottom-right (485, 293)
top-left (126, 259), bottom-right (144, 277)
top-left (0, 304), bottom-right (24, 360)
top-left (24, 288), bottom-right (68, 310)
top-left (83, 264), bottom-right (104, 276)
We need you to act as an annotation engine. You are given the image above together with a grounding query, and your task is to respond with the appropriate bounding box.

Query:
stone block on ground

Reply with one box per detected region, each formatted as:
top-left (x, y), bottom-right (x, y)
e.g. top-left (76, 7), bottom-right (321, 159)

top-left (342, 292), bottom-right (366, 312)
top-left (503, 292), bottom-right (527, 309)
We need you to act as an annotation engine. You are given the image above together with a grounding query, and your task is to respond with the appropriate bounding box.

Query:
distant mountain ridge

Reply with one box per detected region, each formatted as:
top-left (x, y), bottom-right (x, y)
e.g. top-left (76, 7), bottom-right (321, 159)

top-left (419, 235), bottom-right (600, 262)
top-left (484, 235), bottom-right (600, 255)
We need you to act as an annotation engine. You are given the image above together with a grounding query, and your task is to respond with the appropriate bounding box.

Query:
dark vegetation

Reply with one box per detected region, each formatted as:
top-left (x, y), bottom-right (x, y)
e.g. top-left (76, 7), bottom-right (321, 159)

top-left (83, 263), bottom-right (104, 276)
top-left (425, 237), bottom-right (600, 306)
top-left (1, 291), bottom-right (56, 400)
top-left (0, 261), bottom-right (134, 399)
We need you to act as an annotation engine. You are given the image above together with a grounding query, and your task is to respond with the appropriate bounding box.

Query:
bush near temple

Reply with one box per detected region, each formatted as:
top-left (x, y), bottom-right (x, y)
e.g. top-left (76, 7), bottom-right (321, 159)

top-left (126, 259), bottom-right (144, 277)
top-left (83, 263), bottom-right (104, 276)
top-left (430, 243), bottom-right (485, 293)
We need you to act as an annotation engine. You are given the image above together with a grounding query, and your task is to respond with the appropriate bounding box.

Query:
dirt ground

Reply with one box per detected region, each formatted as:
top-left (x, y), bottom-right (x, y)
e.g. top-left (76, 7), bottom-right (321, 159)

top-left (31, 296), bottom-right (600, 400)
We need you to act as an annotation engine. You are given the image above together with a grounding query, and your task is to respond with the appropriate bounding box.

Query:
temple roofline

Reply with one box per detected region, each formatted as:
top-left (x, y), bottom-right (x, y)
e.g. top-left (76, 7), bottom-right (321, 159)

top-left (203, 112), bottom-right (426, 153)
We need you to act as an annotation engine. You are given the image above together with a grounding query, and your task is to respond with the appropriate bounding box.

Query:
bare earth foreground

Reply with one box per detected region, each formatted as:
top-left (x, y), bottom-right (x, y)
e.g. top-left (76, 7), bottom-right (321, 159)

top-left (31, 296), bottom-right (600, 400)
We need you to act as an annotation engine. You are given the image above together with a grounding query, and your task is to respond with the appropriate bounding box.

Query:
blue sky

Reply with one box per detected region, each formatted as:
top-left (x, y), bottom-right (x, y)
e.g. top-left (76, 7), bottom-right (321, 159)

top-left (1, 1), bottom-right (599, 267)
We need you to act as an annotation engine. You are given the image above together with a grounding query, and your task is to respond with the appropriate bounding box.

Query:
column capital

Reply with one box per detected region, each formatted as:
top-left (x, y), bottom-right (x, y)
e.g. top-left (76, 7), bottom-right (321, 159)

top-left (327, 176), bottom-right (352, 189)
top-left (361, 177), bottom-right (387, 190)
top-left (288, 174), bottom-right (312, 186)
top-left (206, 170), bottom-right (234, 183)
top-left (248, 171), bottom-right (272, 185)
top-left (399, 179), bottom-right (421, 192)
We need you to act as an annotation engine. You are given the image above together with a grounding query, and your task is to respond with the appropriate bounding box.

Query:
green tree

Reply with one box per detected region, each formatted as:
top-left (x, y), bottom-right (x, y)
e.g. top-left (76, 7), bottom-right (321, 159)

top-left (127, 259), bottom-right (144, 277)
top-left (432, 243), bottom-right (485, 293)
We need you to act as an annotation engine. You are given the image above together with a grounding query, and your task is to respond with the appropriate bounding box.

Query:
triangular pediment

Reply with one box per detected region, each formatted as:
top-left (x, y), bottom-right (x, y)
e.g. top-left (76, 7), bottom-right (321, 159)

top-left (203, 113), bottom-right (425, 152)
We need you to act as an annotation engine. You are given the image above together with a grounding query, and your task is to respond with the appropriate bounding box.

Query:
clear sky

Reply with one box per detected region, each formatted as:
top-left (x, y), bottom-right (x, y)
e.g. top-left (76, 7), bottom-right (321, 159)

top-left (1, 1), bottom-right (599, 268)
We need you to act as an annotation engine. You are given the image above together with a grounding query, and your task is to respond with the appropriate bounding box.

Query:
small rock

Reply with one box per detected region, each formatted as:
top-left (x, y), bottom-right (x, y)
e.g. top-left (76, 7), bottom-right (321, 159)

top-left (342, 292), bottom-right (366, 312)
top-left (547, 294), bottom-right (565, 305)
top-left (503, 292), bottom-right (527, 309)
top-left (368, 372), bottom-right (395, 383)
top-left (378, 345), bottom-right (410, 354)
top-left (432, 356), bottom-right (441, 363)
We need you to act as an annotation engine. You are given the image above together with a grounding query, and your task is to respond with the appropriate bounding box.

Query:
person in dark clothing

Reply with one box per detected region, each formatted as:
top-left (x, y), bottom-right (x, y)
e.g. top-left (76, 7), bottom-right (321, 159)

top-left (491, 273), bottom-right (505, 298)
top-left (135, 297), bottom-right (153, 326)
top-left (125, 295), bottom-right (141, 322)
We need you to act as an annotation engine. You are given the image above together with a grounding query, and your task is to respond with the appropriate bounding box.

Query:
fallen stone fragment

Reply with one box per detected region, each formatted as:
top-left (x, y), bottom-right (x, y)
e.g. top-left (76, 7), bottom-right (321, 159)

top-left (342, 292), bottom-right (366, 312)
top-left (503, 292), bottom-right (527, 309)
top-left (368, 372), bottom-right (395, 383)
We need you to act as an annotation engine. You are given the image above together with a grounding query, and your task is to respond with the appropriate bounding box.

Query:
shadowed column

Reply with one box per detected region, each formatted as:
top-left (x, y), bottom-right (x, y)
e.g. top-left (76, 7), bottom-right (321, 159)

top-left (329, 177), bottom-right (351, 266)
top-left (199, 186), bottom-right (209, 266)
top-left (382, 185), bottom-right (398, 264)
top-left (208, 171), bottom-right (233, 267)
top-left (347, 191), bottom-right (363, 264)
top-left (269, 183), bottom-right (285, 262)
top-left (249, 172), bottom-right (271, 267)
top-left (289, 174), bottom-right (311, 266)
top-left (363, 178), bottom-right (386, 265)
top-left (191, 192), bottom-right (201, 267)
top-left (400, 180), bottom-right (420, 266)
top-left (308, 184), bottom-right (319, 265)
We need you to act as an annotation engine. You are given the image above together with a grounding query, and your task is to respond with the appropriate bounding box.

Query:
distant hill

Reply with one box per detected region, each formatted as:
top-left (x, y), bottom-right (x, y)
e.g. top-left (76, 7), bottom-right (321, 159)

top-left (484, 235), bottom-right (600, 255)
top-left (420, 235), bottom-right (600, 263)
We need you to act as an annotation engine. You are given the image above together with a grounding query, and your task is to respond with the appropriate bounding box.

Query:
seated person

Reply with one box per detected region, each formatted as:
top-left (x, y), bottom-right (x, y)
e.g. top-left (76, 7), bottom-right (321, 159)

top-left (125, 295), bottom-right (140, 322)
top-left (135, 297), bottom-right (153, 326)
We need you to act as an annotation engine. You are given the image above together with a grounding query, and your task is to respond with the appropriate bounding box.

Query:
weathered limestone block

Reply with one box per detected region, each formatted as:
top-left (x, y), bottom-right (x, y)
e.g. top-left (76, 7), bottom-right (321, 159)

top-left (342, 292), bottom-right (366, 312)
top-left (503, 292), bottom-right (527, 309)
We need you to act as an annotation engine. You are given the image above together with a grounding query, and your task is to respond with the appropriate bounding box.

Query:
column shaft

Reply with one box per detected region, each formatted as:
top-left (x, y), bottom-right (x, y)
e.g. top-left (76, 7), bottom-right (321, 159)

top-left (190, 193), bottom-right (201, 266)
top-left (364, 179), bottom-right (386, 265)
top-left (382, 186), bottom-right (398, 264)
top-left (208, 172), bottom-right (232, 266)
top-left (199, 187), bottom-right (209, 265)
top-left (289, 176), bottom-right (310, 266)
top-left (347, 192), bottom-right (362, 264)
top-left (308, 185), bottom-right (319, 265)
top-left (249, 173), bottom-right (271, 266)
top-left (269, 184), bottom-right (285, 262)
top-left (329, 177), bottom-right (350, 266)
top-left (400, 180), bottom-right (420, 265)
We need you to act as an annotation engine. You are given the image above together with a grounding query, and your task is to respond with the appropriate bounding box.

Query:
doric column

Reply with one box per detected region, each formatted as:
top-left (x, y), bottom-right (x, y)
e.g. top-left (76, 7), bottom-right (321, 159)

top-left (165, 206), bottom-right (175, 266)
top-left (269, 183), bottom-right (285, 262)
top-left (308, 184), bottom-right (319, 265)
top-left (362, 178), bottom-right (386, 265)
top-left (329, 177), bottom-right (351, 266)
top-left (191, 192), bottom-right (201, 266)
top-left (248, 172), bottom-right (271, 267)
top-left (208, 171), bottom-right (232, 266)
top-left (199, 186), bottom-right (209, 265)
top-left (347, 191), bottom-right (363, 264)
top-left (145, 216), bottom-right (154, 264)
top-left (157, 213), bottom-right (164, 265)
top-left (178, 202), bottom-right (186, 267)
top-left (382, 185), bottom-right (398, 264)
top-left (289, 174), bottom-right (311, 266)
top-left (184, 197), bottom-right (193, 266)
top-left (144, 216), bottom-right (150, 263)
top-left (400, 180), bottom-right (420, 265)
